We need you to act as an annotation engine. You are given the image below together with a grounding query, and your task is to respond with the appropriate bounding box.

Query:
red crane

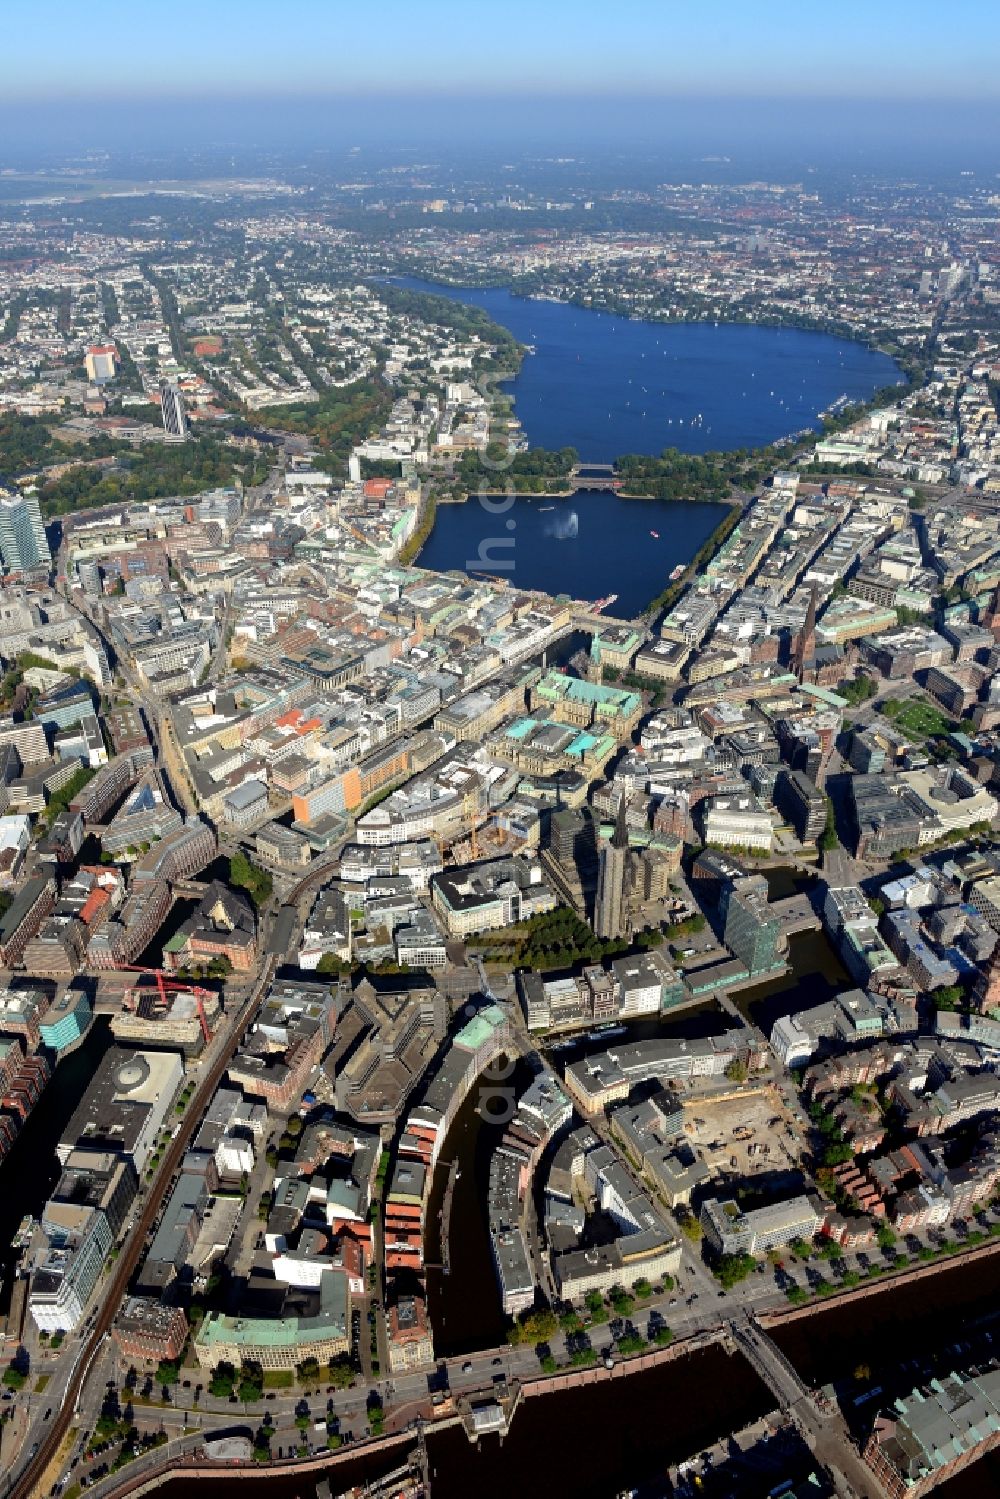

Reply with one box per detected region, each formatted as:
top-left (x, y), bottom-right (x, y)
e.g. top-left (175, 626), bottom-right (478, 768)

top-left (118, 965), bottom-right (215, 1046)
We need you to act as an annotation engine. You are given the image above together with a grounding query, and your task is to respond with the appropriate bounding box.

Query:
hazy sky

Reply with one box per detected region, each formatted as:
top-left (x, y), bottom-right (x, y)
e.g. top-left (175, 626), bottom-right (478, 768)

top-left (0, 0), bottom-right (997, 167)
top-left (6, 0), bottom-right (998, 102)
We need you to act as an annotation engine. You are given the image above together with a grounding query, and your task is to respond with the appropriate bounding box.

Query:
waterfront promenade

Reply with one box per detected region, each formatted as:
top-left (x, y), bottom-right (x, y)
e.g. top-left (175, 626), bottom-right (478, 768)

top-left (63, 1239), bottom-right (1000, 1499)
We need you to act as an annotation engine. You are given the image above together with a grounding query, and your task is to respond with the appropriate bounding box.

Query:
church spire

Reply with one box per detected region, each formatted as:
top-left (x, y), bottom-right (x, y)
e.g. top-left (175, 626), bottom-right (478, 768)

top-left (612, 791), bottom-right (630, 851)
top-left (794, 583), bottom-right (818, 681)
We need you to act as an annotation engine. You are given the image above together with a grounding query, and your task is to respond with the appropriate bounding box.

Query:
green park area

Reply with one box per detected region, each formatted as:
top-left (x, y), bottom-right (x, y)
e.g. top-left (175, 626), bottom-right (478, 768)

top-left (880, 697), bottom-right (956, 740)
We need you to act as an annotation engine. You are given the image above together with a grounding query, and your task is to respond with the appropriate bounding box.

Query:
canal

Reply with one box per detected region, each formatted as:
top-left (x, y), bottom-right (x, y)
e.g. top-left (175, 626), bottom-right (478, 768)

top-left (0, 1015), bottom-right (114, 1309)
top-left (735, 926), bottom-right (850, 1036)
top-left (151, 1248), bottom-right (1000, 1499)
top-left (425, 997), bottom-right (743, 1357)
top-left (425, 1343), bottom-right (772, 1499)
top-left (424, 1055), bottom-right (538, 1357)
top-left (772, 1250), bottom-right (1000, 1498)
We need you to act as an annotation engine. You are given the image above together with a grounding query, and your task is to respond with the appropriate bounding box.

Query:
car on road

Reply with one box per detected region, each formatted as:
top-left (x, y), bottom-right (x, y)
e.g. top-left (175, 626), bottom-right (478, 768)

top-left (461, 1361), bottom-right (473, 1373)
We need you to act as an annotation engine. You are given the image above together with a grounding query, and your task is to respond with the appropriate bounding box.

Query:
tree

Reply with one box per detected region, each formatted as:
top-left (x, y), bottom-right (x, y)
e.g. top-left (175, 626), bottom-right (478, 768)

top-left (208, 1362), bottom-right (236, 1398)
top-left (714, 1253), bottom-right (756, 1290)
top-left (724, 1059), bottom-right (748, 1084)
top-left (367, 1395), bottom-right (385, 1436)
top-left (837, 674), bottom-right (877, 706)
top-left (316, 952), bottom-right (347, 976)
top-left (819, 798), bottom-right (838, 853)
top-left (327, 1359), bottom-right (355, 1389)
top-left (228, 851), bottom-right (272, 909)
top-left (155, 1360), bottom-right (180, 1387)
top-left (518, 1309), bottom-right (557, 1341)
top-left (238, 1365), bottom-right (264, 1402)
top-left (618, 1333), bottom-right (645, 1355)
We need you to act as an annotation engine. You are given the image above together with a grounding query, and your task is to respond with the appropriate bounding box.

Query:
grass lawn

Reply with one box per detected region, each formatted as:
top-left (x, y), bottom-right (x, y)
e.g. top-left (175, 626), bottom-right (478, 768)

top-left (262, 1369), bottom-right (295, 1389)
top-left (883, 697), bottom-right (954, 740)
top-left (34, 1373), bottom-right (51, 1394)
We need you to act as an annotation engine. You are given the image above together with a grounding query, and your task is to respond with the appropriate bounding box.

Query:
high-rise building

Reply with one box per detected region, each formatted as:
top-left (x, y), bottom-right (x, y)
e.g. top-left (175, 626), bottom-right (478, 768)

top-left (777, 768), bottom-right (828, 844)
top-left (594, 796), bottom-right (629, 941)
top-left (721, 875), bottom-right (782, 976)
top-left (542, 806), bottom-right (597, 917)
top-left (160, 381), bottom-right (189, 442)
top-left (0, 491), bottom-right (50, 574)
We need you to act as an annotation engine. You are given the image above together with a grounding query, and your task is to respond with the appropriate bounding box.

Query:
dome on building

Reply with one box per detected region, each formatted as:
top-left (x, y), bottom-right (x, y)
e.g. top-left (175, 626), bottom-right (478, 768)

top-left (116, 1054), bottom-right (151, 1091)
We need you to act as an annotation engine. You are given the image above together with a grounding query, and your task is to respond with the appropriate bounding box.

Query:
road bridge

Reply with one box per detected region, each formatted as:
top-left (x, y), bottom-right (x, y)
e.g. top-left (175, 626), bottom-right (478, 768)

top-left (569, 609), bottom-right (649, 636)
top-left (570, 463), bottom-right (622, 491)
top-left (729, 1313), bottom-right (883, 1499)
top-left (771, 892), bottom-right (822, 937)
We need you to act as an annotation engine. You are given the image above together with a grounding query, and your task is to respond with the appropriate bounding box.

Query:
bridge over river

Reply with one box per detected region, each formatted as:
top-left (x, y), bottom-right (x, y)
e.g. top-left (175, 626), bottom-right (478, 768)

top-left (729, 1312), bottom-right (883, 1499)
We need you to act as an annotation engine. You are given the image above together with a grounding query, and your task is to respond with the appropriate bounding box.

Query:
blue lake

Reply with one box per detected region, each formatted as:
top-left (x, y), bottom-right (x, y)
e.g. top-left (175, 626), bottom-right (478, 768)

top-left (390, 276), bottom-right (901, 461)
top-left (417, 487), bottom-right (723, 619)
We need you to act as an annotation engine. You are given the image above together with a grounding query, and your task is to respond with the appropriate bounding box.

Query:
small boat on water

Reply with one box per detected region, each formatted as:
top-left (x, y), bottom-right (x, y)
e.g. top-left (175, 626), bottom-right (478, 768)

top-left (669, 563), bottom-right (685, 580)
top-left (650, 530), bottom-right (660, 539)
top-left (539, 505), bottom-right (554, 512)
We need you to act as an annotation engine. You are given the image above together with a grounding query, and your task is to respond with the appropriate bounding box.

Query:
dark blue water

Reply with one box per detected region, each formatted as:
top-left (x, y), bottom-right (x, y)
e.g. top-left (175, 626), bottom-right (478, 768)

top-left (0, 1016), bottom-right (113, 1307)
top-left (390, 277), bottom-right (901, 461)
top-left (418, 487), bottom-right (722, 618)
